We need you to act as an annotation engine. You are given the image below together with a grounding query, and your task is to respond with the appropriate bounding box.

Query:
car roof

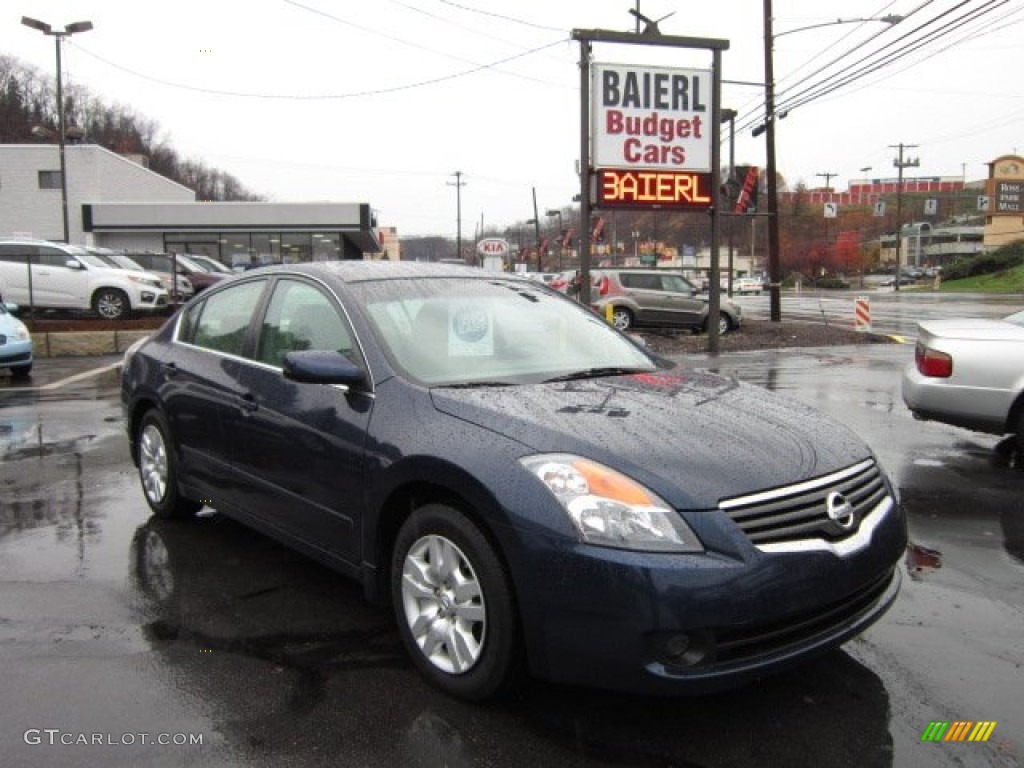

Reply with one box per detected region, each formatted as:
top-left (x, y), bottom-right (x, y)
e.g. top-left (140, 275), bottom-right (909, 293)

top-left (253, 261), bottom-right (528, 284)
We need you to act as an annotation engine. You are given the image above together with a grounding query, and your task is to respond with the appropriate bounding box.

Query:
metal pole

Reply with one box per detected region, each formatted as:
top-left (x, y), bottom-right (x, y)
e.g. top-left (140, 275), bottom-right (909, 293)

top-left (708, 49), bottom-right (723, 356)
top-left (578, 40), bottom-right (592, 305)
top-left (55, 34), bottom-right (70, 244)
top-left (763, 0), bottom-right (782, 321)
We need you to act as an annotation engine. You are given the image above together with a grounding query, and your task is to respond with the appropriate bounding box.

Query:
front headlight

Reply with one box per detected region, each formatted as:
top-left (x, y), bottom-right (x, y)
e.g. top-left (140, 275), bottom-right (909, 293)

top-left (521, 454), bottom-right (704, 553)
top-left (126, 275), bottom-right (163, 288)
top-left (12, 321), bottom-right (30, 341)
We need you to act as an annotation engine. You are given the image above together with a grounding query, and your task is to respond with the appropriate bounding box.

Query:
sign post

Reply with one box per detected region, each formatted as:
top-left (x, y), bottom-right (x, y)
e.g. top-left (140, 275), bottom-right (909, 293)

top-left (572, 26), bottom-right (729, 353)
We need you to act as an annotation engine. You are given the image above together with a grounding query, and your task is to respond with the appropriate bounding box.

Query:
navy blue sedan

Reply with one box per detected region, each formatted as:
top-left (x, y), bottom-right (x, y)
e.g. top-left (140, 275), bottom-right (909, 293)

top-left (121, 262), bottom-right (906, 700)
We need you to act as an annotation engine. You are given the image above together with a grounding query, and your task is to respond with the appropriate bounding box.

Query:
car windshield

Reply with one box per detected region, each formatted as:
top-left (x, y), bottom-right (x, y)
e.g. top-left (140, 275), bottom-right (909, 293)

top-left (350, 276), bottom-right (658, 386)
top-left (112, 255), bottom-right (145, 271)
top-left (76, 252), bottom-right (116, 269)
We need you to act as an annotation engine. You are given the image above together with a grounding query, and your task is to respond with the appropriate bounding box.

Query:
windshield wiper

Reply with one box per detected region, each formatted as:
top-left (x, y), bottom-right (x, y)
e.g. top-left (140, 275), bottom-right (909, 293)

top-left (437, 381), bottom-right (514, 389)
top-left (542, 367), bottom-right (649, 383)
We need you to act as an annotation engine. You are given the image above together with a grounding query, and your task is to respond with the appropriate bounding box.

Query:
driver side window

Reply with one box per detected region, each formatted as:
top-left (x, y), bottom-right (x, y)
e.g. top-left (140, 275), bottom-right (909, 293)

top-left (257, 280), bottom-right (356, 368)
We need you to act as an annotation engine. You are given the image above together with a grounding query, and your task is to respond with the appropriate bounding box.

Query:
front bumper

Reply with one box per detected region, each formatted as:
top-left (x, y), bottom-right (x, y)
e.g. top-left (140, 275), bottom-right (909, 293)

top-left (0, 338), bottom-right (33, 368)
top-left (511, 499), bottom-right (905, 695)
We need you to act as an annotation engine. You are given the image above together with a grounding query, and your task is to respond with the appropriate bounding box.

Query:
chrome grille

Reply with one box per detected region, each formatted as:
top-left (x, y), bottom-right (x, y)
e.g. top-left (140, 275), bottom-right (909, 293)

top-left (719, 459), bottom-right (888, 546)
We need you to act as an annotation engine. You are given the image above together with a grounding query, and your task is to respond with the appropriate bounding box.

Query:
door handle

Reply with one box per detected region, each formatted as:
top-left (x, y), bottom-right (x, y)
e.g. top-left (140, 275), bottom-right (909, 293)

top-left (162, 362), bottom-right (178, 377)
top-left (239, 392), bottom-right (258, 413)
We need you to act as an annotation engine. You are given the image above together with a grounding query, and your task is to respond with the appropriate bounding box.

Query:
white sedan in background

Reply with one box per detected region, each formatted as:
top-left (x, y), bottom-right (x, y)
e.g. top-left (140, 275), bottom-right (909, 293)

top-left (902, 310), bottom-right (1024, 446)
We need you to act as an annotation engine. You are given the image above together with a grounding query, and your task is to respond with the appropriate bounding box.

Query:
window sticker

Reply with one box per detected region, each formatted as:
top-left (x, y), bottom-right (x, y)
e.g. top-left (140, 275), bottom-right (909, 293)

top-left (449, 303), bottom-right (493, 357)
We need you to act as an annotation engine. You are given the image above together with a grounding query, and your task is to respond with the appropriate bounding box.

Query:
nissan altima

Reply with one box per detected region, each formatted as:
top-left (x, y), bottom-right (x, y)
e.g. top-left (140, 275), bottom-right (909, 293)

top-left (121, 262), bottom-right (906, 700)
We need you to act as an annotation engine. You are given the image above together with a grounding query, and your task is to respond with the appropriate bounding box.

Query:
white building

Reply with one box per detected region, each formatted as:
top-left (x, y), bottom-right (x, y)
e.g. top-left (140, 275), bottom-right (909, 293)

top-left (0, 144), bottom-right (381, 265)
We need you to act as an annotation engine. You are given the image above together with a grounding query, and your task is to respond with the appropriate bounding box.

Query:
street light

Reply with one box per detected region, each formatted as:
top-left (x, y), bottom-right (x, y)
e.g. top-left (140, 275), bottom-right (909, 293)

top-left (21, 16), bottom-right (94, 244)
top-left (760, 3), bottom-right (902, 320)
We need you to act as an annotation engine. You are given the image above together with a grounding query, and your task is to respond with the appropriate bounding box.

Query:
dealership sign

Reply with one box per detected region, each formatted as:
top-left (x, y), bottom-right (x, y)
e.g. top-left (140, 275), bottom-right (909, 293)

top-left (476, 238), bottom-right (510, 257)
top-left (593, 63), bottom-right (712, 172)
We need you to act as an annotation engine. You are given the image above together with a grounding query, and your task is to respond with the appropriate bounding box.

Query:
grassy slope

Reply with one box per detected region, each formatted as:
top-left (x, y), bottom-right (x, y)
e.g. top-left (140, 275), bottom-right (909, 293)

top-left (938, 263), bottom-right (1024, 293)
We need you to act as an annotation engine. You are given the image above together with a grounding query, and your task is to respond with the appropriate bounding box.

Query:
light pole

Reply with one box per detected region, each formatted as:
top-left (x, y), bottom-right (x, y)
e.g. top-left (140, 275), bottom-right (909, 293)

top-left (545, 209), bottom-right (563, 270)
top-left (21, 16), bottom-right (93, 244)
top-left (759, 3), bottom-right (902, 320)
top-left (447, 171), bottom-right (466, 261)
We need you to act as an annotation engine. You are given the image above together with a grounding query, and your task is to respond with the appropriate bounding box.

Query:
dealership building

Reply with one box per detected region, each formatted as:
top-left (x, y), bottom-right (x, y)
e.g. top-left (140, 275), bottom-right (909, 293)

top-left (0, 144), bottom-right (382, 266)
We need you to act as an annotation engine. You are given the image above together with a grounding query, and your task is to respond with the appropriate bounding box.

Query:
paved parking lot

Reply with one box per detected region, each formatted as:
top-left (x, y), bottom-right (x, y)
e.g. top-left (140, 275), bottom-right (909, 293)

top-left (1, 348), bottom-right (1021, 767)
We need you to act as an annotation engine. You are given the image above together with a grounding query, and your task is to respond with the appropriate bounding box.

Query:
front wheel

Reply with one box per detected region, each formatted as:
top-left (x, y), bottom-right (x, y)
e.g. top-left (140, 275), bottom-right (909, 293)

top-left (391, 504), bottom-right (521, 700)
top-left (611, 306), bottom-right (633, 331)
top-left (93, 288), bottom-right (131, 320)
top-left (137, 410), bottom-right (202, 519)
top-left (10, 363), bottom-right (32, 378)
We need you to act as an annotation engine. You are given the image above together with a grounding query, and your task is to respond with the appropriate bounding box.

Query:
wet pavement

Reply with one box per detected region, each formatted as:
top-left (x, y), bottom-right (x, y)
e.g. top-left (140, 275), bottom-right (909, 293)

top-left (1, 348), bottom-right (1021, 767)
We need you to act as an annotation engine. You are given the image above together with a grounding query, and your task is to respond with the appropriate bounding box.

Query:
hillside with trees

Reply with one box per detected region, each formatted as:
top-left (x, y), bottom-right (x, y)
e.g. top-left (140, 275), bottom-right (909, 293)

top-left (0, 54), bottom-right (263, 201)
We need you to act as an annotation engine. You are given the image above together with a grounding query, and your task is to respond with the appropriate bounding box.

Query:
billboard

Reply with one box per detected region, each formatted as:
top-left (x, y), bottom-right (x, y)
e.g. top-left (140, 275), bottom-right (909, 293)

top-left (593, 63), bottom-right (712, 172)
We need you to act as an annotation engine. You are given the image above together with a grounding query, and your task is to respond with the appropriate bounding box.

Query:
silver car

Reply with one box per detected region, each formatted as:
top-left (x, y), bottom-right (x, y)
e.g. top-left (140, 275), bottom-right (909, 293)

top-left (902, 310), bottom-right (1024, 446)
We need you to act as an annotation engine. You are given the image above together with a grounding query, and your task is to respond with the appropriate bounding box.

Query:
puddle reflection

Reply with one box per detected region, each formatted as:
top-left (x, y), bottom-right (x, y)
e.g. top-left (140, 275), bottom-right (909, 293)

top-left (128, 514), bottom-right (898, 766)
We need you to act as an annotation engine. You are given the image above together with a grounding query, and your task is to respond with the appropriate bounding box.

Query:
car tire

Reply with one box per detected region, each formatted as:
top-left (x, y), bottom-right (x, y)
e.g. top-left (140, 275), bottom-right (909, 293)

top-left (705, 314), bottom-right (732, 335)
top-left (10, 363), bottom-right (32, 378)
top-left (391, 503), bottom-right (522, 701)
top-left (611, 307), bottom-right (633, 331)
top-left (1016, 406), bottom-right (1024, 451)
top-left (93, 288), bottom-right (131, 321)
top-left (137, 410), bottom-right (203, 519)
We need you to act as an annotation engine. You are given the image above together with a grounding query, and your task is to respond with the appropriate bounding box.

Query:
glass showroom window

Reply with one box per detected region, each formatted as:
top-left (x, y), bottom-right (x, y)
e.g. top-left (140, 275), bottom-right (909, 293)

top-left (281, 233), bottom-right (311, 264)
top-left (38, 170), bottom-right (62, 189)
top-left (313, 233), bottom-right (341, 261)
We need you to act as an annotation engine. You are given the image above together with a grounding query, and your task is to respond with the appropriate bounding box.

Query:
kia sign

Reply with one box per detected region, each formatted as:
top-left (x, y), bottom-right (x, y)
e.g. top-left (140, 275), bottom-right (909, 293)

top-left (593, 63), bottom-right (712, 172)
top-left (476, 238), bottom-right (510, 258)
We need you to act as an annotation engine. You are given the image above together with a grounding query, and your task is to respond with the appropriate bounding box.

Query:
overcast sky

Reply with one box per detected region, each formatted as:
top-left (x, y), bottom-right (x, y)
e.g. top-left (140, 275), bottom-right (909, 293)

top-left (7, 1), bottom-right (1024, 238)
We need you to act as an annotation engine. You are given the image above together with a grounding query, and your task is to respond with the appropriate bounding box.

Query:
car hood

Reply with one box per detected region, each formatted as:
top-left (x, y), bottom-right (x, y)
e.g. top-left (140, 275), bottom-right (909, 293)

top-left (428, 367), bottom-right (871, 509)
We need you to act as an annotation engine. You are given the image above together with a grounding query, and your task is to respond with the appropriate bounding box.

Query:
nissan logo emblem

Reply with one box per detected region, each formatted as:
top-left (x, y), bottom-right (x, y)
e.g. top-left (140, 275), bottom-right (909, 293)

top-left (826, 492), bottom-right (855, 530)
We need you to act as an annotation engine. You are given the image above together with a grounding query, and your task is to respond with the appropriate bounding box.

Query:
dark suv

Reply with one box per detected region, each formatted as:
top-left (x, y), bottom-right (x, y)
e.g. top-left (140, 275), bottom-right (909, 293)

top-left (590, 269), bottom-right (742, 334)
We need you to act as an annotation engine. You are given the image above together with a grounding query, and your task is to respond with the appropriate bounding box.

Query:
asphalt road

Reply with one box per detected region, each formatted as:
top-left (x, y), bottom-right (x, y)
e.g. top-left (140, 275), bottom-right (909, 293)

top-left (0, 347), bottom-right (1021, 768)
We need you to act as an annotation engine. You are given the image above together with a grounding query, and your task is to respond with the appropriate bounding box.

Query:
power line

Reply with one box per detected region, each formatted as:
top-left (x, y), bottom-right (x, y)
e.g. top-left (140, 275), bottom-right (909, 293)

top-left (72, 37), bottom-right (568, 100)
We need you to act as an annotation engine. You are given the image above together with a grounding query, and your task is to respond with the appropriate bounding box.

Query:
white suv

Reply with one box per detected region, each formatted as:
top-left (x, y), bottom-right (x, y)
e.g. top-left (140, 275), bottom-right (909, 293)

top-left (0, 239), bottom-right (169, 320)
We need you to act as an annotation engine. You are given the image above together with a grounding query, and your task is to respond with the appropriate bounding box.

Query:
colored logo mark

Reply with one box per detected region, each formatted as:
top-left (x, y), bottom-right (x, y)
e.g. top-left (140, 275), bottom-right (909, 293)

top-left (921, 721), bottom-right (997, 742)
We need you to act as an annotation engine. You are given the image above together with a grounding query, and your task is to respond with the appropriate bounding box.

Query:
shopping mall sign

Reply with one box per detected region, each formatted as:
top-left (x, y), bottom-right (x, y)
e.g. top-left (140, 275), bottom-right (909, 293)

top-left (592, 63), bottom-right (713, 211)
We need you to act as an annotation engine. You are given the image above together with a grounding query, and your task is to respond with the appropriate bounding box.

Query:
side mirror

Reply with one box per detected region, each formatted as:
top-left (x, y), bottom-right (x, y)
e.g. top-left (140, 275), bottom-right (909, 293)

top-left (283, 350), bottom-right (366, 389)
top-left (65, 259), bottom-right (84, 270)
top-left (3, 301), bottom-right (21, 315)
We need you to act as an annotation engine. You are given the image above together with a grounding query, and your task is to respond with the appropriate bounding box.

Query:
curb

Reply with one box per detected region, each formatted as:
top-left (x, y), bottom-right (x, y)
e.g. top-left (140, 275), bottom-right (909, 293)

top-left (29, 330), bottom-right (152, 359)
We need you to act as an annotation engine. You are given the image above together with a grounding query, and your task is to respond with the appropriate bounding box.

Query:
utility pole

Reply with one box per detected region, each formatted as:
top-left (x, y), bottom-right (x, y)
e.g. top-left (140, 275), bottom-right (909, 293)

top-left (447, 171), bottom-right (466, 261)
top-left (762, 0), bottom-right (782, 321)
top-left (817, 171), bottom-right (836, 270)
top-left (531, 187), bottom-right (542, 272)
top-left (889, 144), bottom-right (920, 292)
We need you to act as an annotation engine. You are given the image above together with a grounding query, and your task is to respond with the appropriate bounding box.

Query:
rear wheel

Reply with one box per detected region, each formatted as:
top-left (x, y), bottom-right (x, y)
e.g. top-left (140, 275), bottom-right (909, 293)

top-left (137, 410), bottom-right (202, 519)
top-left (611, 307), bottom-right (633, 331)
top-left (93, 288), bottom-right (131, 320)
top-left (392, 503), bottom-right (521, 700)
top-left (1016, 407), bottom-right (1024, 451)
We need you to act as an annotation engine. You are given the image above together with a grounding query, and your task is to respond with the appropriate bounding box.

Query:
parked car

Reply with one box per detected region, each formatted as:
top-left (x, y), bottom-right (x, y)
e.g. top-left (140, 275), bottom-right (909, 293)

top-left (122, 262), bottom-right (905, 700)
top-left (86, 247), bottom-right (194, 303)
top-left (184, 253), bottom-right (234, 276)
top-left (547, 270), bottom-right (576, 294)
top-left (126, 252), bottom-right (227, 295)
top-left (589, 268), bottom-right (742, 334)
top-left (902, 311), bottom-right (1024, 446)
top-left (0, 300), bottom-right (32, 377)
top-left (733, 277), bottom-right (766, 295)
top-left (0, 239), bottom-right (169, 320)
